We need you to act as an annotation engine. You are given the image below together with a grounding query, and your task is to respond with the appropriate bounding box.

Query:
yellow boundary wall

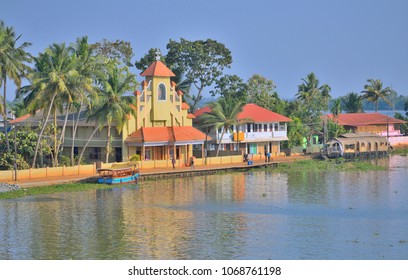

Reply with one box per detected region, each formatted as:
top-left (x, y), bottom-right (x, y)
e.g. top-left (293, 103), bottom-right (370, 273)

top-left (101, 155), bottom-right (243, 169)
top-left (0, 155), bottom-right (243, 182)
top-left (0, 164), bottom-right (97, 182)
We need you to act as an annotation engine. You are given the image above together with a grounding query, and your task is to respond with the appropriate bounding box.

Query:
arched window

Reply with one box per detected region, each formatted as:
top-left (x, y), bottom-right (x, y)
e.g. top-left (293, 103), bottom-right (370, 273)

top-left (158, 83), bottom-right (166, 100)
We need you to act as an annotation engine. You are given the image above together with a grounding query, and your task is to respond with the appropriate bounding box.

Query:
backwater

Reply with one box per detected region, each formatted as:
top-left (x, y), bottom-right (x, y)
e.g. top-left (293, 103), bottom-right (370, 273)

top-left (1, 156), bottom-right (407, 259)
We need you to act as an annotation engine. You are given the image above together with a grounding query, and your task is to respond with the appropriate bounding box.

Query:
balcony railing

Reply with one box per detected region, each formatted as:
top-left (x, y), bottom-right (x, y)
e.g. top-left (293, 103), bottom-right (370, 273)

top-left (215, 130), bottom-right (287, 142)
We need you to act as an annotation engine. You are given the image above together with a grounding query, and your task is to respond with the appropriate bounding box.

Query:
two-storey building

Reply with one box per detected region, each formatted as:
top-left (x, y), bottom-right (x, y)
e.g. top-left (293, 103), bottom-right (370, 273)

top-left (194, 104), bottom-right (291, 157)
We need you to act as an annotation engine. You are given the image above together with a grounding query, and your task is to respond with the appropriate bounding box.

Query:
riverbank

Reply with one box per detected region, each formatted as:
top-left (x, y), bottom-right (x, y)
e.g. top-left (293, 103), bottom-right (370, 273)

top-left (0, 154), bottom-right (390, 199)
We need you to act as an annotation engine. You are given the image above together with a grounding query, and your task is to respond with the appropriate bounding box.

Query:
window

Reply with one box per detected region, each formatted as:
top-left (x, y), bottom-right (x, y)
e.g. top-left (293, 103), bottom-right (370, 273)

top-left (140, 92), bottom-right (145, 102)
top-left (263, 124), bottom-right (267, 132)
top-left (158, 83), bottom-right (166, 100)
top-left (90, 147), bottom-right (101, 160)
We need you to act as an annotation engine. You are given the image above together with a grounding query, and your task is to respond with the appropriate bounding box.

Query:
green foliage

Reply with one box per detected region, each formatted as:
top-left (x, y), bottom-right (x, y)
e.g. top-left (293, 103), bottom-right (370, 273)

top-left (327, 119), bottom-right (347, 138)
top-left (287, 117), bottom-right (307, 148)
top-left (394, 112), bottom-right (408, 136)
top-left (165, 38), bottom-right (232, 112)
top-left (0, 151), bottom-right (29, 170)
top-left (210, 74), bottom-right (248, 102)
top-left (361, 79), bottom-right (394, 112)
top-left (0, 128), bottom-right (51, 168)
top-left (199, 97), bottom-right (244, 156)
top-left (246, 74), bottom-right (287, 114)
top-left (294, 72), bottom-right (331, 144)
top-left (129, 154), bottom-right (141, 162)
top-left (92, 39), bottom-right (134, 67)
top-left (0, 183), bottom-right (113, 200)
top-left (342, 92), bottom-right (364, 113)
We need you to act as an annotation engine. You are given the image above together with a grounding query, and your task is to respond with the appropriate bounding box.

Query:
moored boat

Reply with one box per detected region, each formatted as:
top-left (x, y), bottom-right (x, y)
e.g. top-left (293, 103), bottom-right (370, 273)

top-left (320, 133), bottom-right (389, 159)
top-left (97, 167), bottom-right (140, 184)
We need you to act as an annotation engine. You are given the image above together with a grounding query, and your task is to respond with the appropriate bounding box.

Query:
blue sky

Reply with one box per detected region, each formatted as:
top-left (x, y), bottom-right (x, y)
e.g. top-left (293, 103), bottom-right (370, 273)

top-left (2, 0), bottom-right (408, 101)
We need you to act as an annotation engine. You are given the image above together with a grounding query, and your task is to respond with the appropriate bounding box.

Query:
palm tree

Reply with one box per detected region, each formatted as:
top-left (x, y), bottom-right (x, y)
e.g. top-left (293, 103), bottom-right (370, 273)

top-left (69, 36), bottom-right (97, 165)
top-left (296, 72), bottom-right (331, 110)
top-left (343, 92), bottom-right (364, 113)
top-left (330, 98), bottom-right (342, 119)
top-left (83, 64), bottom-right (136, 163)
top-left (198, 97), bottom-right (244, 157)
top-left (19, 43), bottom-right (87, 167)
top-left (296, 72), bottom-right (331, 145)
top-left (361, 79), bottom-right (394, 112)
top-left (0, 21), bottom-right (32, 152)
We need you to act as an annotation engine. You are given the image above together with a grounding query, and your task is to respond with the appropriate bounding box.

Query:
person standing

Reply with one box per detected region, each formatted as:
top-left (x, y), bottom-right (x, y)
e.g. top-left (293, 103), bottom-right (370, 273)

top-left (172, 157), bottom-right (176, 169)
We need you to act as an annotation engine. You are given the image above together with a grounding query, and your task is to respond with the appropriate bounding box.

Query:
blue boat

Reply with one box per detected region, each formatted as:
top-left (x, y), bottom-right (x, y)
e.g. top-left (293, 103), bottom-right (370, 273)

top-left (97, 167), bottom-right (140, 184)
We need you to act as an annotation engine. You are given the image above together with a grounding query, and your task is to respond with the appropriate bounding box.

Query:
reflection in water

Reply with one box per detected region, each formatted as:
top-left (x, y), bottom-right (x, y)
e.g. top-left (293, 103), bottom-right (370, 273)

top-left (1, 156), bottom-right (408, 260)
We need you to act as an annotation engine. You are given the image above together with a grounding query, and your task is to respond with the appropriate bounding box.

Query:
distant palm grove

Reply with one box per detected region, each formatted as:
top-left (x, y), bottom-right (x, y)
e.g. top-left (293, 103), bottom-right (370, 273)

top-left (1, 20), bottom-right (408, 170)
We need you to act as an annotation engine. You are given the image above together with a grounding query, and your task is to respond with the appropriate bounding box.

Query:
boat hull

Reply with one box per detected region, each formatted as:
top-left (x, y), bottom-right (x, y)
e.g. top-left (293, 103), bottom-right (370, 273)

top-left (97, 173), bottom-right (140, 184)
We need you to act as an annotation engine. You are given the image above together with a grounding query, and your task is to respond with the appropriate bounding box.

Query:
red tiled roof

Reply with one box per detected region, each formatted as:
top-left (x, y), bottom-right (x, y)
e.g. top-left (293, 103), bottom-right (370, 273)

top-left (126, 126), bottom-right (209, 143)
top-left (182, 102), bottom-right (189, 110)
top-left (9, 114), bottom-right (31, 124)
top-left (194, 103), bottom-right (292, 123)
top-left (325, 113), bottom-right (406, 126)
top-left (140, 61), bottom-right (175, 77)
top-left (194, 106), bottom-right (211, 117)
top-left (187, 113), bottom-right (196, 119)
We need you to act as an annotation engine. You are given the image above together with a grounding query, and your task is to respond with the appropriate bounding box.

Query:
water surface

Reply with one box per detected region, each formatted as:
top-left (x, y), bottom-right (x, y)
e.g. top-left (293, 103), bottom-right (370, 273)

top-left (1, 156), bottom-right (407, 259)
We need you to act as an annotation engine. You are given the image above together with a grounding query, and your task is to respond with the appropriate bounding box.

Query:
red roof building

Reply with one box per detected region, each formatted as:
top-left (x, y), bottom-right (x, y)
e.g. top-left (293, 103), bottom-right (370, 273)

top-left (324, 113), bottom-right (406, 137)
top-left (194, 103), bottom-right (292, 157)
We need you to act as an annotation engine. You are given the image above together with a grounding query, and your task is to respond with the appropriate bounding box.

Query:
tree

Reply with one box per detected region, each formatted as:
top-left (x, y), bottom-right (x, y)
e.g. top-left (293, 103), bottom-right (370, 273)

top-left (84, 64), bottom-right (136, 163)
top-left (330, 98), bottom-right (342, 119)
top-left (287, 117), bottom-right (307, 148)
top-left (246, 74), bottom-right (287, 113)
top-left (0, 21), bottom-right (32, 152)
top-left (92, 39), bottom-right (134, 67)
top-left (19, 43), bottom-right (85, 167)
top-left (165, 38), bottom-right (232, 112)
top-left (361, 79), bottom-right (394, 112)
top-left (69, 36), bottom-right (98, 165)
top-left (295, 72), bottom-right (331, 145)
top-left (343, 92), bottom-right (364, 113)
top-left (210, 74), bottom-right (247, 102)
top-left (198, 97), bottom-right (244, 157)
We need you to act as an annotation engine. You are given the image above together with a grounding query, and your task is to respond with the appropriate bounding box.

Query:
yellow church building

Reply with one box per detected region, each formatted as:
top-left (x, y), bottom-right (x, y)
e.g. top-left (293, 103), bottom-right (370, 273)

top-left (123, 60), bottom-right (208, 163)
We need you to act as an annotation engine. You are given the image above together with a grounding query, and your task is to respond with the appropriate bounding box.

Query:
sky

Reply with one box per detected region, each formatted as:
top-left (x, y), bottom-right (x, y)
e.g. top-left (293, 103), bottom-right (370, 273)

top-left (2, 0), bottom-right (408, 101)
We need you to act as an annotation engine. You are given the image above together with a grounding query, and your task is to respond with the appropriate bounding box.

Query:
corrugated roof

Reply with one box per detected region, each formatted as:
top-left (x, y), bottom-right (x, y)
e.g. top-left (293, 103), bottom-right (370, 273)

top-left (325, 113), bottom-right (406, 126)
top-left (194, 103), bottom-right (292, 123)
top-left (140, 61), bottom-right (175, 77)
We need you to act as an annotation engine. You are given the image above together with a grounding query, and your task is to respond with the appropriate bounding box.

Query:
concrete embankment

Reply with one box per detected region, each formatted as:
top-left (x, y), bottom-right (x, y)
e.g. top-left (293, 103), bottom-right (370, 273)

top-left (5, 155), bottom-right (312, 188)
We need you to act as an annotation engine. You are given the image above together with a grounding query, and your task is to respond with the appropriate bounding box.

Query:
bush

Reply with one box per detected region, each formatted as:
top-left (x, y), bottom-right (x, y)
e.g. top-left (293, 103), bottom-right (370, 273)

top-left (129, 154), bottom-right (141, 162)
top-left (0, 152), bottom-right (30, 170)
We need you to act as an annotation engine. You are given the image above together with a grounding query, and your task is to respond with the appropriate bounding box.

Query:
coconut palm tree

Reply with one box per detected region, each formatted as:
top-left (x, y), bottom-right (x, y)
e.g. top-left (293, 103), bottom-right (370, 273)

top-left (83, 64), bottom-right (136, 163)
top-left (0, 21), bottom-right (32, 152)
top-left (361, 79), bottom-right (394, 112)
top-left (198, 97), bottom-right (244, 157)
top-left (330, 98), bottom-right (342, 119)
top-left (343, 92), bottom-right (364, 113)
top-left (296, 72), bottom-right (331, 110)
top-left (68, 36), bottom-right (98, 165)
top-left (19, 43), bottom-right (89, 167)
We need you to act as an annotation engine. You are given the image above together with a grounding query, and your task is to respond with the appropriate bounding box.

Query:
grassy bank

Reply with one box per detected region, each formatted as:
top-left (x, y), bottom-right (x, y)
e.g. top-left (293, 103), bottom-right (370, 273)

top-left (390, 147), bottom-right (408, 156)
top-left (0, 183), bottom-right (112, 200)
top-left (270, 158), bottom-right (387, 172)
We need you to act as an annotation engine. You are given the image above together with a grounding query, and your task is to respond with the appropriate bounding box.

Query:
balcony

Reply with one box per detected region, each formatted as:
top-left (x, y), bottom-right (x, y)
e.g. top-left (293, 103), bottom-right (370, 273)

top-left (217, 130), bottom-right (287, 143)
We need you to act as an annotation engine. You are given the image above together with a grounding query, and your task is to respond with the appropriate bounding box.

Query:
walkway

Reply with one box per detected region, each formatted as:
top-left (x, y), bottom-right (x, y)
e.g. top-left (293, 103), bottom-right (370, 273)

top-left (7, 155), bottom-right (312, 188)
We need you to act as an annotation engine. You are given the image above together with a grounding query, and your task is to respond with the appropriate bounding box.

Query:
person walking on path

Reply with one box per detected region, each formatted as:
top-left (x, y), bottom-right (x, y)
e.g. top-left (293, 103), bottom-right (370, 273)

top-left (190, 157), bottom-right (195, 169)
top-left (172, 157), bottom-right (176, 169)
